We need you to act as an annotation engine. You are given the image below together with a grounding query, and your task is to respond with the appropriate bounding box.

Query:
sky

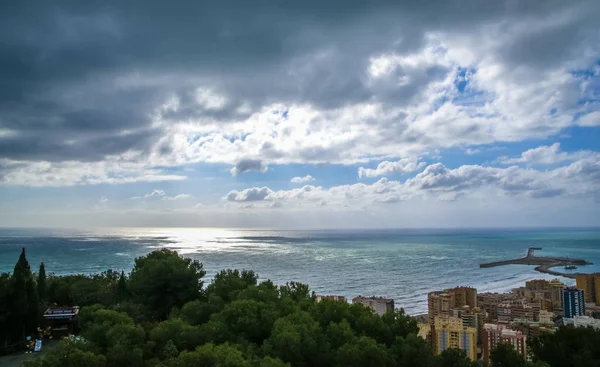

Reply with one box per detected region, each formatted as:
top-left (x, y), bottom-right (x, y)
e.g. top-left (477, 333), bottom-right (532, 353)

top-left (0, 0), bottom-right (599, 229)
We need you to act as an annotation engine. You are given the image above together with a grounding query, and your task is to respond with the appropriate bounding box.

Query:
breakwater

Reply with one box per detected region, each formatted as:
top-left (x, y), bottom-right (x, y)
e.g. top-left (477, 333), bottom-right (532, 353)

top-left (480, 248), bottom-right (592, 279)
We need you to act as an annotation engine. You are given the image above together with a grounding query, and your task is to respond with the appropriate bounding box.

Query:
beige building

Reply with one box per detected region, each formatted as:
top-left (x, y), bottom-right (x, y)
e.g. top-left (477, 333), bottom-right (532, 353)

top-left (352, 296), bottom-right (394, 315)
top-left (478, 293), bottom-right (518, 323)
top-left (497, 300), bottom-right (540, 324)
top-left (548, 279), bottom-right (565, 312)
top-left (576, 273), bottom-right (600, 305)
top-left (428, 286), bottom-right (477, 323)
top-left (433, 316), bottom-right (477, 361)
top-left (451, 305), bottom-right (485, 347)
top-left (315, 295), bottom-right (347, 303)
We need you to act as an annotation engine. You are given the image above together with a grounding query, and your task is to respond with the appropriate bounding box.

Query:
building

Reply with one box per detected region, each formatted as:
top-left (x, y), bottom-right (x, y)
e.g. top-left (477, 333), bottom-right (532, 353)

top-left (428, 291), bottom-right (453, 324)
top-left (434, 316), bottom-right (477, 361)
top-left (548, 279), bottom-right (565, 312)
top-left (564, 316), bottom-right (600, 330)
top-left (449, 286), bottom-right (478, 309)
top-left (478, 293), bottom-right (518, 323)
top-left (315, 295), bottom-right (347, 303)
top-left (563, 287), bottom-right (585, 319)
top-left (538, 310), bottom-right (554, 324)
top-left (497, 300), bottom-right (540, 324)
top-left (576, 273), bottom-right (600, 305)
top-left (482, 324), bottom-right (527, 364)
top-left (428, 287), bottom-right (477, 323)
top-left (352, 296), bottom-right (394, 315)
top-left (510, 319), bottom-right (555, 339)
top-left (43, 306), bottom-right (80, 337)
top-left (451, 305), bottom-right (485, 347)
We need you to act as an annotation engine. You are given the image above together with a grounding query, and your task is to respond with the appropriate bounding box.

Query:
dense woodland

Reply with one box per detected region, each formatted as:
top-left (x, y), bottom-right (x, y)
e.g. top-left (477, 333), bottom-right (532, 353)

top-left (1, 248), bottom-right (600, 367)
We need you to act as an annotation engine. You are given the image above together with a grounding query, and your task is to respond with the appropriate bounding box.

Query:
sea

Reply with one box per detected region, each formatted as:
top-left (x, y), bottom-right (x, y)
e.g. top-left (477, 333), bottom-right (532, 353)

top-left (1, 227), bottom-right (599, 316)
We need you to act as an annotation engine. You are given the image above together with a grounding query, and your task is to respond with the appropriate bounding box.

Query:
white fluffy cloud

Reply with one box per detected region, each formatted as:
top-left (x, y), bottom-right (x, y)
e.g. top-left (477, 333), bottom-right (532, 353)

top-left (225, 152), bottom-right (600, 209)
top-left (131, 190), bottom-right (192, 200)
top-left (500, 143), bottom-right (599, 165)
top-left (225, 187), bottom-right (273, 202)
top-left (358, 158), bottom-right (426, 178)
top-left (291, 175), bottom-right (315, 183)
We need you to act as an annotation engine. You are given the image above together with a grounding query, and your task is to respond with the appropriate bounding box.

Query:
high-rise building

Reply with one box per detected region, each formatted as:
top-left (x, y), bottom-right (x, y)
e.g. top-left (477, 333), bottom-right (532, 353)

top-left (449, 286), bottom-right (478, 309)
top-left (428, 287), bottom-right (477, 323)
top-left (451, 305), bottom-right (485, 347)
top-left (478, 293), bottom-right (518, 323)
top-left (576, 274), bottom-right (595, 303)
top-left (434, 316), bottom-right (477, 361)
top-left (548, 279), bottom-right (565, 312)
top-left (352, 296), bottom-right (394, 315)
top-left (563, 287), bottom-right (585, 319)
top-left (482, 324), bottom-right (527, 364)
top-left (497, 301), bottom-right (540, 324)
top-left (575, 273), bottom-right (600, 305)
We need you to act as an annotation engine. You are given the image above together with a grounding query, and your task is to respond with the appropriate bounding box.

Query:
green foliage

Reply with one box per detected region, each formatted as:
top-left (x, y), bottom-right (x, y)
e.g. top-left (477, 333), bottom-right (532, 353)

top-left (491, 342), bottom-right (526, 367)
top-left (12, 248), bottom-right (600, 367)
top-left (335, 335), bottom-right (395, 367)
top-left (263, 311), bottom-right (331, 367)
top-left (166, 343), bottom-right (249, 367)
top-left (37, 262), bottom-right (47, 301)
top-left (116, 270), bottom-right (129, 301)
top-left (435, 348), bottom-right (478, 367)
top-left (207, 269), bottom-right (258, 303)
top-left (22, 339), bottom-right (106, 367)
top-left (162, 339), bottom-right (179, 359)
top-left (129, 249), bottom-right (206, 320)
top-left (529, 325), bottom-right (600, 367)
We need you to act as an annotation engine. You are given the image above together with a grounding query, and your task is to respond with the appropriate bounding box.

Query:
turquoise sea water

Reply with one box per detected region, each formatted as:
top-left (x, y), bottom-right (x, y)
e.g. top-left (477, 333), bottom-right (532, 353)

top-left (1, 227), bottom-right (599, 315)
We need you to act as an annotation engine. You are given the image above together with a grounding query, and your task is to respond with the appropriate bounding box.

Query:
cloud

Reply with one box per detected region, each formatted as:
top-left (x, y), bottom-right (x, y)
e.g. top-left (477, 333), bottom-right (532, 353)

top-left (163, 194), bottom-right (193, 201)
top-left (130, 190), bottom-right (192, 200)
top-left (0, 159), bottom-right (186, 187)
top-left (577, 111), bottom-right (600, 127)
top-left (225, 153), bottom-right (600, 208)
top-left (225, 187), bottom-right (273, 202)
top-left (358, 158), bottom-right (426, 178)
top-left (0, 1), bottom-right (598, 188)
top-left (230, 159), bottom-right (268, 176)
top-left (290, 175), bottom-right (315, 183)
top-left (500, 143), bottom-right (598, 165)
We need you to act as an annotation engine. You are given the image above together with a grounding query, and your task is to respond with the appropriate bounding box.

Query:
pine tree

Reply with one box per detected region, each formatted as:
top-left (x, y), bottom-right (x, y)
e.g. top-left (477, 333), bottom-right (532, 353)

top-left (10, 248), bottom-right (38, 341)
top-left (116, 271), bottom-right (129, 301)
top-left (38, 262), bottom-right (46, 301)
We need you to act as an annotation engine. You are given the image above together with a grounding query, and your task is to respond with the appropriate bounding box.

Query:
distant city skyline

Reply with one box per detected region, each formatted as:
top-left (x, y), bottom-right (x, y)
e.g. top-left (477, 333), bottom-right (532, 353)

top-left (1, 1), bottom-right (599, 228)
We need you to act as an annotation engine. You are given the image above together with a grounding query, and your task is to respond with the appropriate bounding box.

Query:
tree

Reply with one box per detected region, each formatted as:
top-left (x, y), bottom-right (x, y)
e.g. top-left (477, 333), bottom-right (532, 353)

top-left (206, 269), bottom-right (258, 303)
top-left (168, 343), bottom-right (250, 367)
top-left (390, 334), bottom-right (436, 367)
top-left (435, 348), bottom-right (478, 367)
top-left (22, 338), bottom-right (106, 367)
top-left (335, 336), bottom-right (395, 367)
top-left (116, 270), bottom-right (129, 302)
top-left (129, 249), bottom-right (206, 320)
top-left (162, 339), bottom-right (179, 359)
top-left (491, 342), bottom-right (526, 367)
top-left (37, 262), bottom-right (46, 301)
top-left (10, 248), bottom-right (38, 341)
top-left (0, 273), bottom-right (13, 348)
top-left (529, 325), bottom-right (600, 367)
top-left (263, 311), bottom-right (331, 367)
top-left (210, 299), bottom-right (279, 344)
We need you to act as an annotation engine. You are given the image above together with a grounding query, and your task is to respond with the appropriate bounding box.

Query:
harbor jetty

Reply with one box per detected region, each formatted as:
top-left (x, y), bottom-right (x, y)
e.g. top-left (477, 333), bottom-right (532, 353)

top-left (479, 248), bottom-right (592, 279)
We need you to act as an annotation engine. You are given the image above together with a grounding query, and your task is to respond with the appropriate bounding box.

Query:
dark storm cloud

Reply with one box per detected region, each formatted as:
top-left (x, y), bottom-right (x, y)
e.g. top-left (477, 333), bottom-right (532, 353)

top-left (0, 0), bottom-right (597, 163)
top-left (230, 159), bottom-right (268, 176)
